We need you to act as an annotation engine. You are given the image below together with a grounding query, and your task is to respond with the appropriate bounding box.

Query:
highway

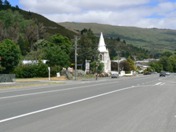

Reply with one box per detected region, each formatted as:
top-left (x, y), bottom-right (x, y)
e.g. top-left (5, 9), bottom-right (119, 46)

top-left (0, 74), bottom-right (176, 132)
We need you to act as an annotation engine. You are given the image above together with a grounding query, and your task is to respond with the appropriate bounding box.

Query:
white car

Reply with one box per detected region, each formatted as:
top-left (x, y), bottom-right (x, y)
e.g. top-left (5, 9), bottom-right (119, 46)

top-left (111, 71), bottom-right (119, 78)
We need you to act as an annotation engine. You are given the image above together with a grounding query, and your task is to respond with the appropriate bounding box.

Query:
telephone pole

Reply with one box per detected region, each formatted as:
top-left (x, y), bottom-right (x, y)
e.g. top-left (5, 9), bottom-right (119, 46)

top-left (74, 36), bottom-right (78, 80)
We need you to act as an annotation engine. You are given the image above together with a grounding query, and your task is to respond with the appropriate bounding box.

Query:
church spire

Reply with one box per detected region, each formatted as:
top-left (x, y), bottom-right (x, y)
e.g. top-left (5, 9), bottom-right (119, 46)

top-left (98, 32), bottom-right (107, 52)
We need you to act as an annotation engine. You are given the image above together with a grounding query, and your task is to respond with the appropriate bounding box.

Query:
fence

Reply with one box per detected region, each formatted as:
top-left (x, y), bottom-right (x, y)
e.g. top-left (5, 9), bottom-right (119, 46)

top-left (0, 74), bottom-right (15, 83)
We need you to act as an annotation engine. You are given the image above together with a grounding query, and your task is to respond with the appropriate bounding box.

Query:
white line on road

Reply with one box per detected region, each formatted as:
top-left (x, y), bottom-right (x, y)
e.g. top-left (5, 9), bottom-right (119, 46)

top-left (0, 86), bottom-right (135, 123)
top-left (155, 82), bottom-right (162, 85)
top-left (160, 83), bottom-right (165, 86)
top-left (0, 81), bottom-right (120, 100)
top-left (155, 82), bottom-right (165, 86)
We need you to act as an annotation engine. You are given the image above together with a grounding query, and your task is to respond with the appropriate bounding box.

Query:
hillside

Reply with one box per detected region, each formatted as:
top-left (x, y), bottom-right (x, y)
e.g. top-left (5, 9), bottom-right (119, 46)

top-left (19, 10), bottom-right (77, 38)
top-left (59, 22), bottom-right (176, 52)
top-left (0, 6), bottom-right (76, 39)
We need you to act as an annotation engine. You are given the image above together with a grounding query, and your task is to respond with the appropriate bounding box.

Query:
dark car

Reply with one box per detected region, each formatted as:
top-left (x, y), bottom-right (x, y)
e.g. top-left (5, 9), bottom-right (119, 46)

top-left (159, 71), bottom-right (166, 77)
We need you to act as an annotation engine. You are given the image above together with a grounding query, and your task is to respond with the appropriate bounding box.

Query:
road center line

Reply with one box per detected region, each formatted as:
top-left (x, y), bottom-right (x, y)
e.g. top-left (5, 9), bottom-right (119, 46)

top-left (0, 85), bottom-right (135, 123)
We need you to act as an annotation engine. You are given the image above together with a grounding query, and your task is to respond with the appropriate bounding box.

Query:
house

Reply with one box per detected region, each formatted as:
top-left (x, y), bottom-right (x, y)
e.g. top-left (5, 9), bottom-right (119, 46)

top-left (22, 60), bottom-right (47, 65)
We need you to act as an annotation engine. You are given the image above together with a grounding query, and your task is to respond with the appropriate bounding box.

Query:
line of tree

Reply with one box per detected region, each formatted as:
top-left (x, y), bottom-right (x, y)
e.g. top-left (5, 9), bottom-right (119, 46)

top-left (106, 38), bottom-right (151, 60)
top-left (0, 9), bottom-right (46, 55)
top-left (0, 0), bottom-right (19, 9)
top-left (149, 51), bottom-right (176, 73)
top-left (0, 0), bottom-right (10, 7)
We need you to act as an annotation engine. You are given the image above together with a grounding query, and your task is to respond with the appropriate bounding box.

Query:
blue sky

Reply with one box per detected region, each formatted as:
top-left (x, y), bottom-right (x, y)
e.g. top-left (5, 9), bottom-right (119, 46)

top-left (7, 0), bottom-right (176, 29)
top-left (9, 0), bottom-right (20, 7)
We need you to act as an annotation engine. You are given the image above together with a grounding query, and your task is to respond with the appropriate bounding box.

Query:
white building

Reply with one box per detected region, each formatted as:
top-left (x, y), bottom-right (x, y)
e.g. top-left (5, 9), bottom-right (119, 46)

top-left (22, 60), bottom-right (47, 65)
top-left (98, 32), bottom-right (111, 73)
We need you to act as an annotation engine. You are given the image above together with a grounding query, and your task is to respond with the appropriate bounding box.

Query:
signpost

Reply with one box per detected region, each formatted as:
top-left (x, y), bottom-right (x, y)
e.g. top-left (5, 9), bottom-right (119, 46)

top-left (85, 59), bottom-right (90, 73)
top-left (48, 67), bottom-right (50, 81)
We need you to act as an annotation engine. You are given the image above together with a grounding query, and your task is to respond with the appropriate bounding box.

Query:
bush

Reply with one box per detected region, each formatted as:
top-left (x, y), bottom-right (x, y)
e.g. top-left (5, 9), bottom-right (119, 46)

top-left (14, 62), bottom-right (48, 78)
top-left (90, 61), bottom-right (104, 74)
top-left (77, 70), bottom-right (86, 76)
top-left (50, 65), bottom-right (61, 77)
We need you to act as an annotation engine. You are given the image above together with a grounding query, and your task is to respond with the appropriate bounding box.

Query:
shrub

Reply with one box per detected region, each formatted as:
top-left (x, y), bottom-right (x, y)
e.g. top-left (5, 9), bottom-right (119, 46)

top-left (50, 65), bottom-right (61, 77)
top-left (14, 62), bottom-right (48, 78)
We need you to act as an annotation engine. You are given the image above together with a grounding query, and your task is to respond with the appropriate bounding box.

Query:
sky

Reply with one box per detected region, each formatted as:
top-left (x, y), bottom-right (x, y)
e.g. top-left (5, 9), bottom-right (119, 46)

top-left (8, 0), bottom-right (176, 29)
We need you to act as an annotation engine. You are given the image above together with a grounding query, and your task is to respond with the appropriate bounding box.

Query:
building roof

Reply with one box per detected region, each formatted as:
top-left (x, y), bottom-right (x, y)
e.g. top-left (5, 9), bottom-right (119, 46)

top-left (98, 32), bottom-right (107, 52)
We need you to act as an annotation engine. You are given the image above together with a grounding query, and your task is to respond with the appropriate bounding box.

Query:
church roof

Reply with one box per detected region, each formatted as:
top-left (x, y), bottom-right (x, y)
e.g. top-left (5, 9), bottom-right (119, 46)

top-left (98, 32), bottom-right (107, 52)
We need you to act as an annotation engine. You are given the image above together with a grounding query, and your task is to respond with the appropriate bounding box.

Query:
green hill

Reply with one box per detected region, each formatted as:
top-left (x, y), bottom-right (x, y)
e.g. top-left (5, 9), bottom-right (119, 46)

top-left (19, 10), bottom-right (76, 38)
top-left (59, 22), bottom-right (176, 52)
top-left (0, 6), bottom-right (76, 39)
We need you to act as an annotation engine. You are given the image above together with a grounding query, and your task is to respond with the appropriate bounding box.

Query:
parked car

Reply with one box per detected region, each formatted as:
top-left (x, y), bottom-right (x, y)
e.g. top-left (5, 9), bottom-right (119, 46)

top-left (111, 73), bottom-right (119, 78)
top-left (159, 71), bottom-right (166, 77)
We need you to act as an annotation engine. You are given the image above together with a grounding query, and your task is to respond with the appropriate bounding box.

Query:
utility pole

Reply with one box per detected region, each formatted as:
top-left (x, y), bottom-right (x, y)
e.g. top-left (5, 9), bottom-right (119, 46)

top-left (118, 52), bottom-right (120, 74)
top-left (74, 36), bottom-right (78, 80)
top-left (116, 51), bottom-right (120, 74)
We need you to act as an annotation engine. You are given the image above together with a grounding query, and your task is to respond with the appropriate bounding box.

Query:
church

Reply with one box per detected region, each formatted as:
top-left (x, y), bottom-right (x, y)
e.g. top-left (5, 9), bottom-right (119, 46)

top-left (98, 32), bottom-right (111, 73)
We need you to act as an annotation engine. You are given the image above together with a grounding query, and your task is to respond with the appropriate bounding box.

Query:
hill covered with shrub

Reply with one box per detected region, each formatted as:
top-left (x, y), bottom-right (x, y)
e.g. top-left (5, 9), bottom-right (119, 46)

top-left (59, 22), bottom-right (176, 52)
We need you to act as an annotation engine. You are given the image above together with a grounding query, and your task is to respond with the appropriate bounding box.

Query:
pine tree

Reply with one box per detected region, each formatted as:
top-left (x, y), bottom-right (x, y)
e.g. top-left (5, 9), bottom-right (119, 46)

top-left (4, 0), bottom-right (11, 8)
top-left (0, 0), bottom-right (3, 6)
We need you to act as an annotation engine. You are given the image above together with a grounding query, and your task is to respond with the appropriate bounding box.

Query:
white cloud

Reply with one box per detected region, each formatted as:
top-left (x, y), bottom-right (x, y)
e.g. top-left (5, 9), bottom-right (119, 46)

top-left (19, 0), bottom-right (176, 29)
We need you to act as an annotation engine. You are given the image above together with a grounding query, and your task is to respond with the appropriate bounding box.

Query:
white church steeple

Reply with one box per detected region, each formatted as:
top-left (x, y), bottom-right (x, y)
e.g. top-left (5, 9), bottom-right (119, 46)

top-left (98, 32), bottom-right (111, 73)
top-left (98, 32), bottom-right (107, 52)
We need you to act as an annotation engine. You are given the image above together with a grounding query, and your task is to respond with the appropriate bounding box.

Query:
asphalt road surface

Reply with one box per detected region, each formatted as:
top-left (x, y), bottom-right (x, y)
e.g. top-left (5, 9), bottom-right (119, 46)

top-left (0, 74), bottom-right (176, 132)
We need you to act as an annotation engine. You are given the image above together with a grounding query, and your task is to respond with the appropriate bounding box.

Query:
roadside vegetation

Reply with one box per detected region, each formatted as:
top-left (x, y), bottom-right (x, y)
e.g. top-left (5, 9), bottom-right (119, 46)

top-left (149, 51), bottom-right (176, 73)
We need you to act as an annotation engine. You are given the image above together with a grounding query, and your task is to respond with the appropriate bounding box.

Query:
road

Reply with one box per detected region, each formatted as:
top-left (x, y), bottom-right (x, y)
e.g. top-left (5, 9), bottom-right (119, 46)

top-left (0, 74), bottom-right (176, 132)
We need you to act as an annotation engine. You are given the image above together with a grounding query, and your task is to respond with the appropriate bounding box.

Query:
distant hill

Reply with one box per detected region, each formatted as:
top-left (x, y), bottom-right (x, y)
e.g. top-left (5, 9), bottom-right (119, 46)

top-left (59, 22), bottom-right (176, 52)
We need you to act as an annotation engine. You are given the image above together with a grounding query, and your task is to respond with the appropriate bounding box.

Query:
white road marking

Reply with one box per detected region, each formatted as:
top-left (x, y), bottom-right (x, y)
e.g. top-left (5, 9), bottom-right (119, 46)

top-left (155, 82), bottom-right (162, 86)
top-left (0, 81), bottom-right (119, 100)
top-left (0, 86), bottom-right (135, 123)
top-left (160, 83), bottom-right (165, 86)
top-left (155, 82), bottom-right (165, 86)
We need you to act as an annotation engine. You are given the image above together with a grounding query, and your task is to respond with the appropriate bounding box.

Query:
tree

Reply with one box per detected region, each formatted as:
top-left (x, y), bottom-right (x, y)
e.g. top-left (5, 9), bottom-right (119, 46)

top-left (15, 5), bottom-right (19, 9)
top-left (24, 34), bottom-right (72, 67)
top-left (0, 10), bottom-right (46, 54)
top-left (0, 39), bottom-right (21, 73)
top-left (90, 61), bottom-right (104, 74)
top-left (159, 56), bottom-right (173, 72)
top-left (78, 29), bottom-right (98, 69)
top-left (27, 34), bottom-right (72, 68)
top-left (150, 55), bottom-right (176, 73)
top-left (49, 34), bottom-right (72, 54)
top-left (120, 60), bottom-right (130, 72)
top-left (3, 0), bottom-right (11, 8)
top-left (169, 55), bottom-right (176, 72)
top-left (0, 10), bottom-right (25, 42)
top-left (18, 35), bottom-right (30, 56)
top-left (44, 44), bottom-right (70, 67)
top-left (149, 61), bottom-right (163, 72)
top-left (127, 57), bottom-right (136, 71)
top-left (0, 0), bottom-right (3, 6)
top-left (162, 51), bottom-right (173, 57)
